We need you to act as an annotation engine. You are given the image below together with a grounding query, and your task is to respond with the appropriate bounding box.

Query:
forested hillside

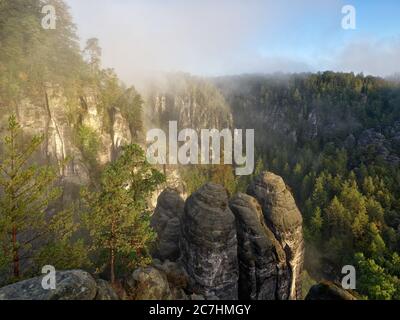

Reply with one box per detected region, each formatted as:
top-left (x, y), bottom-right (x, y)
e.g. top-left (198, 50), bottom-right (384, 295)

top-left (215, 73), bottom-right (400, 299)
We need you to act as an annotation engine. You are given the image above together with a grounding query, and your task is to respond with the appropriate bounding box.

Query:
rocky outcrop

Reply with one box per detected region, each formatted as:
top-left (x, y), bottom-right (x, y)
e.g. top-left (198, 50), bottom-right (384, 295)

top-left (159, 173), bottom-right (304, 301)
top-left (125, 261), bottom-right (189, 300)
top-left (1, 89), bottom-right (133, 192)
top-left (305, 282), bottom-right (357, 300)
top-left (355, 124), bottom-right (400, 166)
top-left (230, 193), bottom-right (290, 300)
top-left (9, 95), bottom-right (90, 186)
top-left (95, 279), bottom-right (119, 300)
top-left (151, 189), bottom-right (185, 261)
top-left (126, 266), bottom-right (174, 300)
top-left (153, 260), bottom-right (189, 292)
top-left (247, 172), bottom-right (304, 300)
top-left (180, 183), bottom-right (239, 300)
top-left (154, 260), bottom-right (190, 300)
top-left (0, 270), bottom-right (117, 300)
top-left (112, 108), bottom-right (132, 151)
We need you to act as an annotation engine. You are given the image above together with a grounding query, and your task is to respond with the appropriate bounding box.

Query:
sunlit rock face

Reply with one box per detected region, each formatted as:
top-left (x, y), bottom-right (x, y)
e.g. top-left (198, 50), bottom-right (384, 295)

top-left (112, 108), bottom-right (132, 150)
top-left (180, 183), bottom-right (239, 300)
top-left (247, 172), bottom-right (304, 300)
top-left (16, 91), bottom-right (133, 174)
top-left (0, 88), bottom-right (133, 208)
top-left (14, 93), bottom-right (90, 186)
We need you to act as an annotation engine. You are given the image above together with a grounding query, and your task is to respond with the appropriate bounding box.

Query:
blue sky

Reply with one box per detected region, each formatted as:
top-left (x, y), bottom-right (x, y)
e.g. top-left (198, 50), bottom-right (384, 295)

top-left (66, 0), bottom-right (400, 84)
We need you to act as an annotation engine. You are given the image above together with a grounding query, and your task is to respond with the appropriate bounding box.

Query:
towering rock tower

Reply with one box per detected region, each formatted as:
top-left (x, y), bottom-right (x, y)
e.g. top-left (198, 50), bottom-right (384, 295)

top-left (247, 172), bottom-right (304, 300)
top-left (180, 183), bottom-right (239, 300)
top-left (170, 172), bottom-right (304, 300)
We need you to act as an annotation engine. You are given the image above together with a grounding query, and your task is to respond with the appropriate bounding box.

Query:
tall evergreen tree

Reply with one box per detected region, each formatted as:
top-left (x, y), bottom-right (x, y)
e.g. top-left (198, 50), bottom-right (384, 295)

top-left (0, 115), bottom-right (87, 281)
top-left (82, 144), bottom-right (165, 284)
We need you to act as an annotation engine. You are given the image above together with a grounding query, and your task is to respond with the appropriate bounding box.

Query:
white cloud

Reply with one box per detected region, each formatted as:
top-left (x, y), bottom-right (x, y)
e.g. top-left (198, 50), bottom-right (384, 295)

top-left (331, 37), bottom-right (400, 77)
top-left (65, 0), bottom-right (400, 82)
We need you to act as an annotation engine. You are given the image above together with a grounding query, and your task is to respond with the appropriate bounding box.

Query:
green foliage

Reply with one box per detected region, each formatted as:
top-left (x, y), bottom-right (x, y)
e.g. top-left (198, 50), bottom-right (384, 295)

top-left (181, 166), bottom-right (210, 195)
top-left (224, 72), bottom-right (400, 299)
top-left (75, 124), bottom-right (100, 167)
top-left (34, 239), bottom-right (89, 273)
top-left (355, 253), bottom-right (399, 300)
top-left (117, 87), bottom-right (144, 139)
top-left (0, 0), bottom-right (84, 105)
top-left (309, 207), bottom-right (323, 241)
top-left (81, 144), bottom-right (165, 283)
top-left (181, 163), bottom-right (238, 196)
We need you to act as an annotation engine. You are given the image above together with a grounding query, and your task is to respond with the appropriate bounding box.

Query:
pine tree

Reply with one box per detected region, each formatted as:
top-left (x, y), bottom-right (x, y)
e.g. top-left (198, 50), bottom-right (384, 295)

top-left (311, 174), bottom-right (328, 208)
top-left (82, 144), bottom-right (165, 284)
top-left (362, 176), bottom-right (375, 196)
top-left (325, 196), bottom-right (350, 235)
top-left (84, 38), bottom-right (102, 72)
top-left (0, 115), bottom-right (86, 281)
top-left (309, 206), bottom-right (323, 241)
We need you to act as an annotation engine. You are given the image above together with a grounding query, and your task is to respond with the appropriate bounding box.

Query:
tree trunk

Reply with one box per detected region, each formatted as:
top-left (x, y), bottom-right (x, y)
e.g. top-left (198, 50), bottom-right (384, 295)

top-left (10, 117), bottom-right (19, 278)
top-left (110, 219), bottom-right (116, 284)
top-left (110, 246), bottom-right (115, 285)
top-left (12, 226), bottom-right (19, 278)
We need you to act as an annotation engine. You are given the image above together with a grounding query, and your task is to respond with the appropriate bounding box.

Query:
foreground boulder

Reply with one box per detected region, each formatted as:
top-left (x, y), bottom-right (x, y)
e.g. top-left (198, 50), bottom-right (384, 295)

top-left (180, 183), bottom-right (239, 300)
top-left (247, 172), bottom-right (304, 299)
top-left (151, 188), bottom-right (185, 261)
top-left (0, 270), bottom-right (100, 300)
top-left (126, 266), bottom-right (173, 300)
top-left (125, 262), bottom-right (189, 300)
top-left (230, 193), bottom-right (291, 300)
top-left (305, 282), bottom-right (357, 300)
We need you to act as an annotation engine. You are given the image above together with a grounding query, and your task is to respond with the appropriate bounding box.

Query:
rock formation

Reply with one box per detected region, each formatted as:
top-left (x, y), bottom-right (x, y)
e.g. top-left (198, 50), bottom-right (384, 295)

top-left (230, 193), bottom-right (290, 300)
top-left (126, 266), bottom-right (174, 300)
top-left (305, 282), bottom-right (357, 300)
top-left (125, 261), bottom-right (189, 300)
top-left (0, 89), bottom-right (133, 208)
top-left (247, 172), bottom-right (304, 299)
top-left (180, 183), bottom-right (239, 300)
top-left (151, 188), bottom-right (185, 261)
top-left (152, 173), bottom-right (305, 300)
top-left (0, 270), bottom-right (118, 300)
top-left (95, 279), bottom-right (120, 300)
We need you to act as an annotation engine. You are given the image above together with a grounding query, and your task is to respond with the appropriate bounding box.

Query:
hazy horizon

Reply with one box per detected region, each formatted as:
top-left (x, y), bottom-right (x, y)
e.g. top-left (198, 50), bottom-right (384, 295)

top-left (66, 0), bottom-right (400, 85)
